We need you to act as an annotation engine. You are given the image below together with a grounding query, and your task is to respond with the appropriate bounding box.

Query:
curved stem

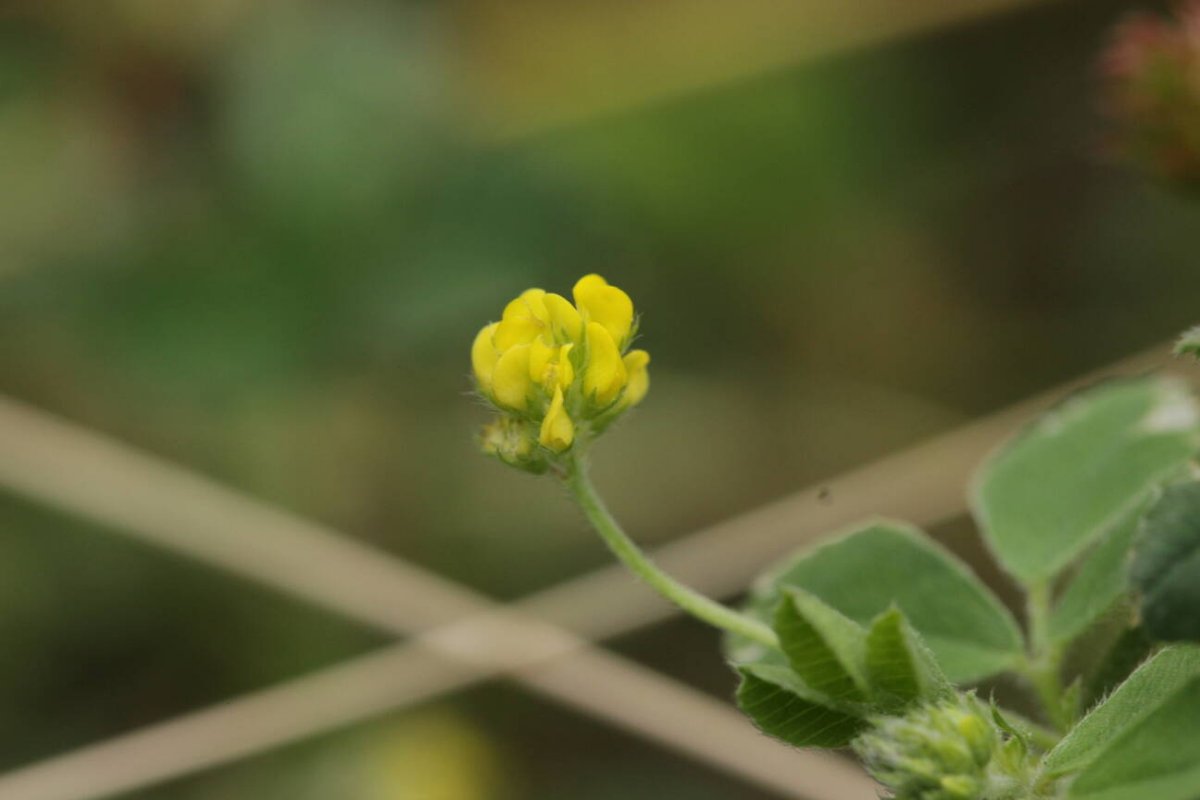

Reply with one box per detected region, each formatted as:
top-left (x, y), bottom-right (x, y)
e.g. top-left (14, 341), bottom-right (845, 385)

top-left (563, 452), bottom-right (780, 650)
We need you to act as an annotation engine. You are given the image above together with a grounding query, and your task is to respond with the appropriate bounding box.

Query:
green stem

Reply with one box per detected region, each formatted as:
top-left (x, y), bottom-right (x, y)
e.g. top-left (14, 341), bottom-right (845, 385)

top-left (997, 706), bottom-right (1062, 753)
top-left (563, 452), bottom-right (780, 650)
top-left (1024, 582), bottom-right (1070, 733)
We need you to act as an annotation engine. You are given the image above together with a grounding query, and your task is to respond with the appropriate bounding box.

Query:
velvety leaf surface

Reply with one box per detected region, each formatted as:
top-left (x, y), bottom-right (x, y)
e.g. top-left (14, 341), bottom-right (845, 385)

top-left (775, 589), bottom-right (869, 702)
top-left (1044, 645), bottom-right (1200, 776)
top-left (735, 664), bottom-right (865, 748)
top-left (865, 607), bottom-right (950, 711)
top-left (973, 378), bottom-right (1199, 586)
top-left (1068, 677), bottom-right (1200, 800)
top-left (1131, 481), bottom-right (1200, 642)
top-left (728, 521), bottom-right (1022, 683)
top-left (1049, 502), bottom-right (1142, 643)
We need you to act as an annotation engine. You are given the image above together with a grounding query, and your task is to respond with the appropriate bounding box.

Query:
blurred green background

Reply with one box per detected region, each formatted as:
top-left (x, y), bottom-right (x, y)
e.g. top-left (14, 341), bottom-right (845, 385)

top-left (1, 0), bottom-right (1198, 797)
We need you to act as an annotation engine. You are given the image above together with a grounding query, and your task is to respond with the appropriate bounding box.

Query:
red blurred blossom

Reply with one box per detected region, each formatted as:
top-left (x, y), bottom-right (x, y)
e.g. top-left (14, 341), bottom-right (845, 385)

top-left (1100, 0), bottom-right (1200, 187)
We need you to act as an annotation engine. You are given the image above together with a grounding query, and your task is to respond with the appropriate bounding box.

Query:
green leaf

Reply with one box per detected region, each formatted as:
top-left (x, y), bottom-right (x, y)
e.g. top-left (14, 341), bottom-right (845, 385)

top-left (728, 521), bottom-right (1022, 683)
top-left (973, 377), bottom-right (1200, 586)
top-left (775, 589), bottom-right (869, 702)
top-left (1069, 676), bottom-right (1200, 800)
top-left (1132, 481), bottom-right (1200, 642)
top-left (1083, 626), bottom-right (1154, 709)
top-left (1044, 645), bottom-right (1200, 776)
top-left (1049, 502), bottom-right (1142, 643)
top-left (865, 607), bottom-right (950, 711)
top-left (735, 664), bottom-right (866, 748)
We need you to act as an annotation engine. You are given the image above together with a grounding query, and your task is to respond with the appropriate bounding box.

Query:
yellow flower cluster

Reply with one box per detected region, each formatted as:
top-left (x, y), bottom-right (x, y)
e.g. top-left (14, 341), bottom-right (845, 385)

top-left (472, 274), bottom-right (649, 469)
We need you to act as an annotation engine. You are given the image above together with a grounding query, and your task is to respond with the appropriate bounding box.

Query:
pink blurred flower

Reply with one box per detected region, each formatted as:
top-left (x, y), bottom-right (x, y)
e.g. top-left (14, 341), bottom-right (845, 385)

top-left (1100, 1), bottom-right (1200, 187)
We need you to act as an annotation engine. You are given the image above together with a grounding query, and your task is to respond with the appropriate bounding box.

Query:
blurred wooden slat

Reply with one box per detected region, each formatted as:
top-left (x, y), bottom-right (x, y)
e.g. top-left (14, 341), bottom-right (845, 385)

top-left (452, 0), bottom-right (1057, 139)
top-left (0, 338), bottom-right (1187, 800)
top-left (0, 394), bottom-right (879, 800)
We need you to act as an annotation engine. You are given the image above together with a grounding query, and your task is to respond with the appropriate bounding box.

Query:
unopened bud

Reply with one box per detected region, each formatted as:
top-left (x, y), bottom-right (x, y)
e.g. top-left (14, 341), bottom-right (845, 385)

top-left (852, 695), bottom-right (1028, 800)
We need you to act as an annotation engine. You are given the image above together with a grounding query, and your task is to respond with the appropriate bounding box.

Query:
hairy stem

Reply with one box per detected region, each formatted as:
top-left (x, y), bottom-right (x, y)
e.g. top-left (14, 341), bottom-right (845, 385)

top-left (563, 452), bottom-right (780, 650)
top-left (1024, 582), bottom-right (1070, 733)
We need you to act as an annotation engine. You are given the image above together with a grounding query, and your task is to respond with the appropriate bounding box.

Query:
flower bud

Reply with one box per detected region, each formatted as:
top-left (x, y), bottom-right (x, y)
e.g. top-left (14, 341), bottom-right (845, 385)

top-left (480, 416), bottom-right (547, 473)
top-left (852, 695), bottom-right (1027, 800)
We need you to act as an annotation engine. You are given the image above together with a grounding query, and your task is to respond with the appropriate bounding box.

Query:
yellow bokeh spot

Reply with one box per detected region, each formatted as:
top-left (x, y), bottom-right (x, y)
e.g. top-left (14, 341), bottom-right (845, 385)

top-left (540, 385), bottom-right (575, 451)
top-left (573, 274), bottom-right (634, 347)
top-left (366, 712), bottom-right (505, 800)
top-left (583, 321), bottom-right (627, 407)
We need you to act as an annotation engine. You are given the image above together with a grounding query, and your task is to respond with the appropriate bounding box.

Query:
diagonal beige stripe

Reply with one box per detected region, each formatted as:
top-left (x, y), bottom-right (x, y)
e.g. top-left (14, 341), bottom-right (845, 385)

top-left (0, 393), bottom-right (878, 800)
top-left (0, 619), bottom-right (870, 800)
top-left (453, 0), bottom-right (1063, 140)
top-left (0, 339), bottom-right (1184, 799)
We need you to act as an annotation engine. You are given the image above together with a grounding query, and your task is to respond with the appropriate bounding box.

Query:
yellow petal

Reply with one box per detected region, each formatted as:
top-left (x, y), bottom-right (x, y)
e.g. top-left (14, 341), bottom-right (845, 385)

top-left (495, 288), bottom-right (551, 350)
top-left (471, 323), bottom-right (501, 391)
top-left (621, 349), bottom-right (650, 407)
top-left (528, 336), bottom-right (557, 385)
top-left (557, 343), bottom-right (575, 389)
top-left (492, 344), bottom-right (533, 410)
top-left (539, 386), bottom-right (575, 452)
top-left (502, 288), bottom-right (549, 322)
top-left (492, 316), bottom-right (541, 351)
top-left (573, 274), bottom-right (634, 347)
top-left (543, 292), bottom-right (583, 343)
top-left (583, 321), bottom-right (627, 408)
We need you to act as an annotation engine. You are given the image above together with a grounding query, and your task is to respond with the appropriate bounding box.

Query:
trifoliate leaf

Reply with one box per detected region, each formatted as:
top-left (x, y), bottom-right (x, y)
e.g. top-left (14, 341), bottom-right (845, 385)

top-left (974, 378), bottom-right (1199, 586)
top-left (728, 521), bottom-right (1022, 683)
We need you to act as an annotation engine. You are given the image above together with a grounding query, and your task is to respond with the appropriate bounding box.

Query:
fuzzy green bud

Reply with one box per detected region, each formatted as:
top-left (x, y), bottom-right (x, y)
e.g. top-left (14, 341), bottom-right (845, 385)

top-left (853, 695), bottom-right (1029, 800)
top-left (480, 416), bottom-right (547, 474)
